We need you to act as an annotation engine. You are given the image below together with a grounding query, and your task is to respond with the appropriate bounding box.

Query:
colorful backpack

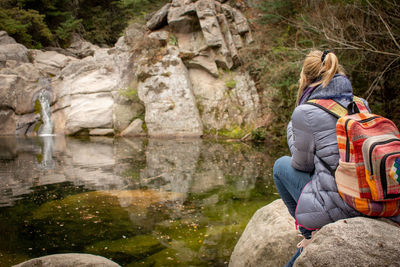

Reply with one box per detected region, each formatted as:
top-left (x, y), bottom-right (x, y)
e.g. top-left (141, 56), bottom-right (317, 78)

top-left (307, 96), bottom-right (400, 217)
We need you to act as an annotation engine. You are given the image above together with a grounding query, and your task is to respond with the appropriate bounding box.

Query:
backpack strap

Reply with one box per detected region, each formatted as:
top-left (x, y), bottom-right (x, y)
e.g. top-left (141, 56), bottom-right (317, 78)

top-left (305, 99), bottom-right (347, 119)
top-left (351, 96), bottom-right (369, 114)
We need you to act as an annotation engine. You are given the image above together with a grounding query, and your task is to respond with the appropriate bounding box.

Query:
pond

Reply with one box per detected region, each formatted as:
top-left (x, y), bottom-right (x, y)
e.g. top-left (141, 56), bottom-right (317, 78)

top-left (0, 136), bottom-right (283, 266)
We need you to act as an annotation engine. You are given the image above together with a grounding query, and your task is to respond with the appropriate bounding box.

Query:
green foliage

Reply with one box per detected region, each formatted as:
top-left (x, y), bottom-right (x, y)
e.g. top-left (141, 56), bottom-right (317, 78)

top-left (169, 34), bottom-right (178, 46)
top-left (225, 79), bottom-right (237, 89)
top-left (0, 7), bottom-right (53, 48)
top-left (54, 15), bottom-right (82, 44)
top-left (120, 87), bottom-right (140, 102)
top-left (251, 127), bottom-right (268, 141)
top-left (0, 0), bottom-right (169, 48)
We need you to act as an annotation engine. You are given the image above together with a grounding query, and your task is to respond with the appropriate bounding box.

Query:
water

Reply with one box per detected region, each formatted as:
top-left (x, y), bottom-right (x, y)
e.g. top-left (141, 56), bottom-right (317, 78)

top-left (0, 136), bottom-right (282, 266)
top-left (37, 78), bottom-right (54, 136)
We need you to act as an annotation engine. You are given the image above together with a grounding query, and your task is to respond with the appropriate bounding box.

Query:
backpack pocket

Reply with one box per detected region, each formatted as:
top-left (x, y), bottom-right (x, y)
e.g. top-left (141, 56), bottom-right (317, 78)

top-left (335, 160), bottom-right (361, 198)
top-left (362, 135), bottom-right (400, 200)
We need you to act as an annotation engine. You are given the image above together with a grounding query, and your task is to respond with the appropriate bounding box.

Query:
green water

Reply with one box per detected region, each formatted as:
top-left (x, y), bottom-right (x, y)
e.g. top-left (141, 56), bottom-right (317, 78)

top-left (0, 136), bottom-right (282, 266)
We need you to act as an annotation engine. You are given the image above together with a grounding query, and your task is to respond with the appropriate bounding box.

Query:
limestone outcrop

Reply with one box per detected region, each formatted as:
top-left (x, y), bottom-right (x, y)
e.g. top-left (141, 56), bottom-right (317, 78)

top-left (0, 0), bottom-right (261, 137)
top-left (230, 199), bottom-right (400, 267)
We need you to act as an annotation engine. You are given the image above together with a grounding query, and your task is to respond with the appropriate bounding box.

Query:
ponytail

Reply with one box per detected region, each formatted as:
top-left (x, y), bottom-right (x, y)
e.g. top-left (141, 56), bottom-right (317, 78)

top-left (296, 50), bottom-right (345, 105)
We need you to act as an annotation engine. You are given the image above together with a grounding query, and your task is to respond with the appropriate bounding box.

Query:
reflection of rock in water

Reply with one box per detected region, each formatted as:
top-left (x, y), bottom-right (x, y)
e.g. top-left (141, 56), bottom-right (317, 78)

top-left (140, 138), bottom-right (202, 194)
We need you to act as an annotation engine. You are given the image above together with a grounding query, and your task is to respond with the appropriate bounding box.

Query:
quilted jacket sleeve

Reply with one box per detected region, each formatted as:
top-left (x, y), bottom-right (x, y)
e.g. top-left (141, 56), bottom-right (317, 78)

top-left (289, 106), bottom-right (315, 172)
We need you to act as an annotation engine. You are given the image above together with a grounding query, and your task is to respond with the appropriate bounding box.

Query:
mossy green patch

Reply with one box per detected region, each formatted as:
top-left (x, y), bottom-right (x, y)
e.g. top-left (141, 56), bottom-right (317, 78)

top-left (85, 235), bottom-right (164, 264)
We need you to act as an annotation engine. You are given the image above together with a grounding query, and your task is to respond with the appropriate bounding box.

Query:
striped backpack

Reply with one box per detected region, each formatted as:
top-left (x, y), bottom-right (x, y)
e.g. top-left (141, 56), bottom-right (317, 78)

top-left (307, 96), bottom-right (400, 217)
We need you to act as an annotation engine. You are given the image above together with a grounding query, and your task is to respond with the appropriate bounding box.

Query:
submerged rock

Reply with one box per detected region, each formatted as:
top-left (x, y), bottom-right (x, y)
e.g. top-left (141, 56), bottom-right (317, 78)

top-left (13, 253), bottom-right (120, 267)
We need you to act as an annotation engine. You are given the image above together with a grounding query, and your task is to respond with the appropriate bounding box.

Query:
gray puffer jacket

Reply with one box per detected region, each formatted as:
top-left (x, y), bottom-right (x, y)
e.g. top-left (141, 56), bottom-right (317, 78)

top-left (289, 75), bottom-right (400, 229)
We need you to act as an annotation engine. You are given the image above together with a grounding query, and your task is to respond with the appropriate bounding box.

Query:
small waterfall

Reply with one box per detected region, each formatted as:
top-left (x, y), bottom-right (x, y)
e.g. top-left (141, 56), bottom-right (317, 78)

top-left (37, 78), bottom-right (54, 136)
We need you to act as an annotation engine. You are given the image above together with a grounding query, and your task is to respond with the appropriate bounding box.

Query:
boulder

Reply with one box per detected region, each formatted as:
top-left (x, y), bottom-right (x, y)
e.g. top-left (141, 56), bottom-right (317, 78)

top-left (229, 199), bottom-right (302, 267)
top-left (294, 217), bottom-right (400, 267)
top-left (67, 34), bottom-right (99, 58)
top-left (146, 3), bottom-right (171, 31)
top-left (120, 119), bottom-right (145, 137)
top-left (32, 50), bottom-right (71, 75)
top-left (123, 23), bottom-right (146, 47)
top-left (0, 43), bottom-right (29, 63)
top-left (0, 31), bottom-right (16, 44)
top-left (65, 93), bottom-right (114, 135)
top-left (137, 47), bottom-right (203, 137)
top-left (13, 253), bottom-right (120, 267)
top-left (148, 30), bottom-right (170, 45)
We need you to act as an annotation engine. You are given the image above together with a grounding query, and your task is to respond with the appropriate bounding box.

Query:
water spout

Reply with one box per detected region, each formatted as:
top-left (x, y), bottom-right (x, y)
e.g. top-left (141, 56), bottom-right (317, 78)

top-left (37, 78), bottom-right (54, 136)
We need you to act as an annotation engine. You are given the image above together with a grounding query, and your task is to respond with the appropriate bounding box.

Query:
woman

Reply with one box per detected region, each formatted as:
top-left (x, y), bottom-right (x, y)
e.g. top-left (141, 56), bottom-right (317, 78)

top-left (273, 50), bottom-right (364, 266)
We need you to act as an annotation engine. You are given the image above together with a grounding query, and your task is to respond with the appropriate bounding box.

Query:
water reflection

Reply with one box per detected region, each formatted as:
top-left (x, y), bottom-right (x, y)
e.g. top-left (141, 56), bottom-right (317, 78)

top-left (0, 136), bottom-right (278, 266)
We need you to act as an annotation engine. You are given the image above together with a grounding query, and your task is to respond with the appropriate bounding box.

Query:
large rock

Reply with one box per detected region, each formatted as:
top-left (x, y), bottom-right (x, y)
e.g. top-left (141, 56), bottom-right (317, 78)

top-left (32, 50), bottom-right (72, 76)
top-left (13, 253), bottom-right (120, 267)
top-left (229, 199), bottom-right (302, 267)
top-left (0, 43), bottom-right (29, 63)
top-left (294, 217), bottom-right (400, 267)
top-left (0, 31), bottom-right (16, 44)
top-left (65, 93), bottom-right (114, 134)
top-left (189, 69), bottom-right (259, 131)
top-left (146, 3), bottom-right (171, 31)
top-left (137, 47), bottom-right (203, 137)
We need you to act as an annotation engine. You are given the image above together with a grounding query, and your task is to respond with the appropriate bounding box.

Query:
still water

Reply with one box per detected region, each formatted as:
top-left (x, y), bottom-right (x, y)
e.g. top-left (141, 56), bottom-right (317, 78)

top-left (0, 136), bottom-right (281, 266)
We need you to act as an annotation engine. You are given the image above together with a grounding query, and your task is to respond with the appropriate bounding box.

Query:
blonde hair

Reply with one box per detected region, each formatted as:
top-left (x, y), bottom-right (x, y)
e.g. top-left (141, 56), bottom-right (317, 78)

top-left (296, 50), bottom-right (345, 105)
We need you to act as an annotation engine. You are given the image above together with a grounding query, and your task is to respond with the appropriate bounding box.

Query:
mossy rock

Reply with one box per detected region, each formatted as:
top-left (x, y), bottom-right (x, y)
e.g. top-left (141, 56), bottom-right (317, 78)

top-left (85, 235), bottom-right (164, 264)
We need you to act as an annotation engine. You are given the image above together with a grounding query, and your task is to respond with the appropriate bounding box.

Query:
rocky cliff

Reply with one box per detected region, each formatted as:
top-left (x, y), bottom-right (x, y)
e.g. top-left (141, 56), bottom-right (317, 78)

top-left (229, 199), bottom-right (400, 267)
top-left (0, 0), bottom-right (262, 137)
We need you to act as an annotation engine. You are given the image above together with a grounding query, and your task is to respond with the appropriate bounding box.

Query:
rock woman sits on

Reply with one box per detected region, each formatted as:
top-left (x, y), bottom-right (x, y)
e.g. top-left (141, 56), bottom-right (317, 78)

top-left (272, 50), bottom-right (400, 267)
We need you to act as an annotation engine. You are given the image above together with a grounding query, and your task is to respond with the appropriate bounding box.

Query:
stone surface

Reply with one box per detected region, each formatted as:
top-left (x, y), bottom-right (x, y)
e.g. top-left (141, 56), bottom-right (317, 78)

top-left (0, 31), bottom-right (16, 44)
top-left (137, 47), bottom-right (203, 137)
top-left (146, 3), bottom-right (171, 30)
top-left (32, 50), bottom-right (71, 75)
top-left (120, 119), bottom-right (145, 136)
top-left (229, 199), bottom-right (302, 267)
top-left (13, 253), bottom-right (120, 267)
top-left (294, 217), bottom-right (400, 267)
top-left (67, 34), bottom-right (99, 58)
top-left (89, 128), bottom-right (114, 136)
top-left (189, 69), bottom-right (259, 131)
top-left (65, 93), bottom-right (114, 135)
top-left (113, 102), bottom-right (144, 133)
top-left (148, 30), bottom-right (170, 45)
top-left (0, 43), bottom-right (29, 63)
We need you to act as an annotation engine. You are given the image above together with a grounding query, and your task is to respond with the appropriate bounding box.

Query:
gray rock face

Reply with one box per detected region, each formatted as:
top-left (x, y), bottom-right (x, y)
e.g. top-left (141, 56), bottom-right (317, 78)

top-left (120, 118), bottom-right (145, 136)
top-left (137, 47), bottom-right (203, 137)
top-left (229, 199), bottom-right (302, 267)
top-left (146, 3), bottom-right (171, 31)
top-left (0, 43), bottom-right (29, 63)
top-left (294, 217), bottom-right (400, 267)
top-left (13, 253), bottom-right (120, 267)
top-left (0, 31), bottom-right (16, 44)
top-left (189, 69), bottom-right (259, 131)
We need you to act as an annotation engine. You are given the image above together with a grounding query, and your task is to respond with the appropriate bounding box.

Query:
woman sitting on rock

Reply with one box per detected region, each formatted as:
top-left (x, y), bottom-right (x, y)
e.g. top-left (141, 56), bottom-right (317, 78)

top-left (273, 50), bottom-right (367, 266)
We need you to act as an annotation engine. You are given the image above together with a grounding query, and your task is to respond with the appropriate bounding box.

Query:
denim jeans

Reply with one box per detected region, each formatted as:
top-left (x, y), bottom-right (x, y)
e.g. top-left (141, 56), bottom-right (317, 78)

top-left (273, 156), bottom-right (313, 266)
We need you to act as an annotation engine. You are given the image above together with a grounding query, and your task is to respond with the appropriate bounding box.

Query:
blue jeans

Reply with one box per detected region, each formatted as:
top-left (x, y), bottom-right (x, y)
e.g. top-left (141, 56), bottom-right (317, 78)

top-left (273, 156), bottom-right (313, 266)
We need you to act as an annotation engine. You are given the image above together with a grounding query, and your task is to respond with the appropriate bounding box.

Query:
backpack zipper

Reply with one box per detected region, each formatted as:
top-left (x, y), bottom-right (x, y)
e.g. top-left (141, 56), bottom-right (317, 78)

top-left (368, 138), bottom-right (400, 175)
top-left (344, 116), bottom-right (380, 162)
top-left (380, 151), bottom-right (400, 198)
